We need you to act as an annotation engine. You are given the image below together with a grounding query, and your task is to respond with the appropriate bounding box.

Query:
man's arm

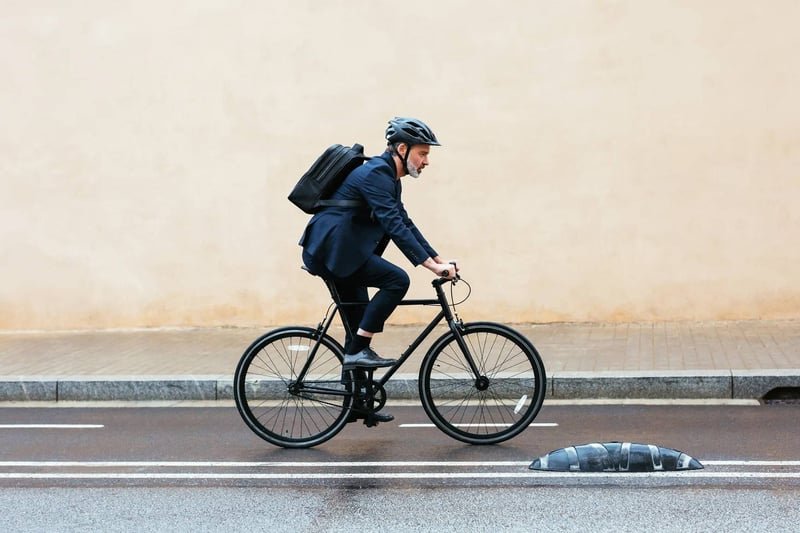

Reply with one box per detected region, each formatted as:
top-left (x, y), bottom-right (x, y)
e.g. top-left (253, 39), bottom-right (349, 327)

top-left (360, 169), bottom-right (431, 266)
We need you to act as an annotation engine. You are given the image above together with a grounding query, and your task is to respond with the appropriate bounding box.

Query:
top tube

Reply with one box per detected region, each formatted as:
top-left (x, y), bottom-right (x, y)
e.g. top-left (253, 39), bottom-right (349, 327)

top-left (397, 298), bottom-right (439, 306)
top-left (339, 297), bottom-right (439, 307)
top-left (328, 273), bottom-right (457, 308)
top-left (336, 278), bottom-right (457, 307)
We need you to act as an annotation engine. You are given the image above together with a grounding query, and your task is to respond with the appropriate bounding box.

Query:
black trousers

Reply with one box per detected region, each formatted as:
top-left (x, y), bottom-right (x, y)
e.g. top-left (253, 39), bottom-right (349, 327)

top-left (302, 251), bottom-right (410, 351)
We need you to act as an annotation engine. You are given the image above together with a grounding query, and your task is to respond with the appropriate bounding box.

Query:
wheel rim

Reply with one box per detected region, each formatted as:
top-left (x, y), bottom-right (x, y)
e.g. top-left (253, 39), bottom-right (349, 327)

top-left (424, 326), bottom-right (543, 441)
top-left (237, 332), bottom-right (349, 445)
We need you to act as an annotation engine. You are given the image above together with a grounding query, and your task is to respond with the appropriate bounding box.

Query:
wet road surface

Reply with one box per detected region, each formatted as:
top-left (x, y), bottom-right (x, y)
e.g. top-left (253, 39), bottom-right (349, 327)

top-left (2, 402), bottom-right (799, 531)
top-left (1, 402), bottom-right (797, 488)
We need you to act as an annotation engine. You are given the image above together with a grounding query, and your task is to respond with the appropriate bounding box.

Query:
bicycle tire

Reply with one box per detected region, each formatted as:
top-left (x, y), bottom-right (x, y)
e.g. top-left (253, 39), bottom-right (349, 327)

top-left (419, 322), bottom-right (546, 445)
top-left (233, 327), bottom-right (351, 448)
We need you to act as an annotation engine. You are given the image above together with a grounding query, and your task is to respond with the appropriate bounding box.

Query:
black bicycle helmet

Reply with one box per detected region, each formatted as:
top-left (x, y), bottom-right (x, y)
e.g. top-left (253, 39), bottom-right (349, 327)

top-left (385, 117), bottom-right (441, 147)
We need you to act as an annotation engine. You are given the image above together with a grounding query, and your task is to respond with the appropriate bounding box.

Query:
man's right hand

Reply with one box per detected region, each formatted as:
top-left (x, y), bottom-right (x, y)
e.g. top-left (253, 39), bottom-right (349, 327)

top-left (424, 258), bottom-right (457, 279)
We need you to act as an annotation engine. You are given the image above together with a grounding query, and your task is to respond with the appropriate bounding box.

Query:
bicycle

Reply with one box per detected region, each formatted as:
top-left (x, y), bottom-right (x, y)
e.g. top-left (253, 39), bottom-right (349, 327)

top-left (233, 268), bottom-right (547, 449)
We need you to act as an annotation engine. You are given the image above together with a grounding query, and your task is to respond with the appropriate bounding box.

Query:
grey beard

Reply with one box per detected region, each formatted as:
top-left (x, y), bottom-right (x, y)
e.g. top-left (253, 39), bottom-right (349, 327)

top-left (407, 159), bottom-right (421, 178)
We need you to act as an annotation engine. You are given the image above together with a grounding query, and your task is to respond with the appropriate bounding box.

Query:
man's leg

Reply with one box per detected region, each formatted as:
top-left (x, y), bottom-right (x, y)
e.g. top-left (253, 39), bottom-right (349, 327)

top-left (341, 255), bottom-right (410, 367)
top-left (332, 282), bottom-right (368, 354)
top-left (340, 256), bottom-right (409, 425)
top-left (333, 281), bottom-right (371, 413)
top-left (353, 255), bottom-right (410, 338)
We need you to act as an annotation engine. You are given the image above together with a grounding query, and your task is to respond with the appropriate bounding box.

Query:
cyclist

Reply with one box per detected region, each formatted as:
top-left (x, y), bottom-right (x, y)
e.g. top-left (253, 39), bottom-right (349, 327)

top-left (298, 117), bottom-right (459, 422)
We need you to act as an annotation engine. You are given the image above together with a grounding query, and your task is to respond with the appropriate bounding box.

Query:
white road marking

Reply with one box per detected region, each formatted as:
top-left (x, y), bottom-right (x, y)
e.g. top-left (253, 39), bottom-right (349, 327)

top-left (703, 461), bottom-right (800, 466)
top-left (0, 424), bottom-right (104, 429)
top-left (399, 423), bottom-right (558, 428)
top-left (1, 460), bottom-right (797, 468)
top-left (1, 471), bottom-right (800, 480)
top-left (0, 461), bottom-right (531, 468)
top-left (2, 460), bottom-right (798, 481)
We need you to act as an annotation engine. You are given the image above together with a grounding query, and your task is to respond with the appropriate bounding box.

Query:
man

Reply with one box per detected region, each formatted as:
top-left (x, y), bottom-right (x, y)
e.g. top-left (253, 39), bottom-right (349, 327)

top-left (299, 117), bottom-right (458, 421)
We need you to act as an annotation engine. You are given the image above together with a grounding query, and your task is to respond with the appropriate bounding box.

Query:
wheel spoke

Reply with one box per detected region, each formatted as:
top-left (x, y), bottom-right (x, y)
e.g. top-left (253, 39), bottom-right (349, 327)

top-left (233, 330), bottom-right (349, 448)
top-left (422, 325), bottom-right (545, 444)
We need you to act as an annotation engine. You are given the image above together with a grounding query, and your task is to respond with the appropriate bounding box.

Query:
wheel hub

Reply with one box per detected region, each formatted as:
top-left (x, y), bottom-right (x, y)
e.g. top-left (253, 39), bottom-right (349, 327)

top-left (475, 376), bottom-right (490, 391)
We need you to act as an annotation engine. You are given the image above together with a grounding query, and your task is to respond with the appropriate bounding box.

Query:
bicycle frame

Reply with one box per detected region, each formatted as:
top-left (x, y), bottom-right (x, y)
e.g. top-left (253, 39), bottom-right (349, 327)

top-left (295, 278), bottom-right (482, 390)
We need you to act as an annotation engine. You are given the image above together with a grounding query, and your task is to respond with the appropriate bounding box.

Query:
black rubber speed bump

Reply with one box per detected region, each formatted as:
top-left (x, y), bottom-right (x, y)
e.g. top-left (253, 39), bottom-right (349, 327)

top-left (529, 442), bottom-right (703, 472)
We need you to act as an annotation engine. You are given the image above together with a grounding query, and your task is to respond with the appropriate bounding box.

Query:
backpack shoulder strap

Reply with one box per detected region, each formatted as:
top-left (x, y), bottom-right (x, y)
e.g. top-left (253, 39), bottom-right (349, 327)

top-left (316, 199), bottom-right (366, 208)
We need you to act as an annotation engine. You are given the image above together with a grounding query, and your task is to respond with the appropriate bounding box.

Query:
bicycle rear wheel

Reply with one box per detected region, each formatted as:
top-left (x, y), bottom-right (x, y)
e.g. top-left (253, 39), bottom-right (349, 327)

top-left (419, 322), bottom-right (546, 445)
top-left (233, 327), bottom-right (351, 448)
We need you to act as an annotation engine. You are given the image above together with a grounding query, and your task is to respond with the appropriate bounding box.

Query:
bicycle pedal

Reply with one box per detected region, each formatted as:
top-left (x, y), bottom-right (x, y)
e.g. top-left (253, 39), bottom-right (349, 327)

top-left (363, 412), bottom-right (394, 427)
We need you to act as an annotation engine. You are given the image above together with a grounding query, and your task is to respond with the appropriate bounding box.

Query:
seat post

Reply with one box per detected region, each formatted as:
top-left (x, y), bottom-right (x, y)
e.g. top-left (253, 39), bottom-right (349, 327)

top-left (322, 278), bottom-right (356, 336)
top-left (301, 265), bottom-right (361, 348)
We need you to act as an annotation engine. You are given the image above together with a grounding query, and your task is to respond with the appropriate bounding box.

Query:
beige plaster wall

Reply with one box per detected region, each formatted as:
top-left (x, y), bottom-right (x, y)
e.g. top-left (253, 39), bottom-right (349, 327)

top-left (2, 1), bottom-right (799, 330)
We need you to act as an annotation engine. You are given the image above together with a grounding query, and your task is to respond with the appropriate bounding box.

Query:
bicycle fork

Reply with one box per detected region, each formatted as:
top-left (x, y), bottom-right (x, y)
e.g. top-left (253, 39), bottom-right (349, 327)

top-left (447, 323), bottom-right (491, 391)
top-left (433, 280), bottom-right (488, 390)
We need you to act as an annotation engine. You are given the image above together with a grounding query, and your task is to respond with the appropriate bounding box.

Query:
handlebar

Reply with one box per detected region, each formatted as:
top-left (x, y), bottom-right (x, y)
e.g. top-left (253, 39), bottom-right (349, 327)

top-left (429, 261), bottom-right (459, 287)
top-left (432, 277), bottom-right (456, 288)
top-left (440, 261), bottom-right (458, 279)
top-left (432, 271), bottom-right (460, 288)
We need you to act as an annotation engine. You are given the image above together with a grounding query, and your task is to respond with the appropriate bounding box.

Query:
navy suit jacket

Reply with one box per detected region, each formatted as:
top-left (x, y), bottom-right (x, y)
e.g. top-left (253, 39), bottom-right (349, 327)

top-left (299, 151), bottom-right (438, 278)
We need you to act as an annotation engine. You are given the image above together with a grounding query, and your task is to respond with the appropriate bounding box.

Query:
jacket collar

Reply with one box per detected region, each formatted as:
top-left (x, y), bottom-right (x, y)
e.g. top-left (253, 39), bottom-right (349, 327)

top-left (378, 151), bottom-right (398, 179)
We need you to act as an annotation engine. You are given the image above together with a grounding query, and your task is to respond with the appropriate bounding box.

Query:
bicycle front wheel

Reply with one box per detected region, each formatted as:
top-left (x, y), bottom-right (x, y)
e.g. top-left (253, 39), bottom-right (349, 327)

top-left (419, 322), bottom-right (546, 445)
top-left (233, 327), bottom-right (351, 448)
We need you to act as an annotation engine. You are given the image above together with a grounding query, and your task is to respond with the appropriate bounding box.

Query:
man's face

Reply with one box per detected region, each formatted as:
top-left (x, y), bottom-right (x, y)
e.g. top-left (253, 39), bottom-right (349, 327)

top-left (405, 144), bottom-right (431, 178)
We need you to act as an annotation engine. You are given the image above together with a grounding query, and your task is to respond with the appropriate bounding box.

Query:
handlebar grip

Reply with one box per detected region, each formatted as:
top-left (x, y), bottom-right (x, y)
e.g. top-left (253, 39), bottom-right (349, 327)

top-left (439, 270), bottom-right (460, 280)
top-left (441, 261), bottom-right (459, 278)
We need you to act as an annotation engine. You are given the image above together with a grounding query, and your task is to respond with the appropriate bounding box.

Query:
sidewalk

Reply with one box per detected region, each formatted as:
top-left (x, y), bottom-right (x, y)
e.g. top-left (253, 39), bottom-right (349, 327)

top-left (1, 320), bottom-right (799, 401)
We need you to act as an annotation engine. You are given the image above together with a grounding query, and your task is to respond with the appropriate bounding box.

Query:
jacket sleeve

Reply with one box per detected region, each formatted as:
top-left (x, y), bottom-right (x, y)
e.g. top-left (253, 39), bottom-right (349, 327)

top-left (360, 167), bottom-right (432, 266)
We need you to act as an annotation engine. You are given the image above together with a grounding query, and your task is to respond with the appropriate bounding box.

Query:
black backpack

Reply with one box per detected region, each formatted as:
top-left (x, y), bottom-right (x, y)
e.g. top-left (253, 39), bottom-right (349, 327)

top-left (288, 143), bottom-right (370, 214)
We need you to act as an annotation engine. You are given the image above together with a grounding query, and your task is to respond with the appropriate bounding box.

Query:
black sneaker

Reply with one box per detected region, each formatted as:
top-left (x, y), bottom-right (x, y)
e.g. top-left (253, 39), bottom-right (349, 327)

top-left (342, 347), bottom-right (397, 371)
top-left (345, 397), bottom-right (395, 423)
top-left (347, 408), bottom-right (394, 425)
top-left (364, 412), bottom-right (394, 427)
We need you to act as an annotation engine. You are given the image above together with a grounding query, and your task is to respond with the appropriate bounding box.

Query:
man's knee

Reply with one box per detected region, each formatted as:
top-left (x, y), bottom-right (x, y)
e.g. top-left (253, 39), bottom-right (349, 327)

top-left (389, 268), bottom-right (410, 293)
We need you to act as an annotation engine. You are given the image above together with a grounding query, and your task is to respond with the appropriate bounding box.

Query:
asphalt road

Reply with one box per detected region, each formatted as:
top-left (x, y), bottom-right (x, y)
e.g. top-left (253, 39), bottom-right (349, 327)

top-left (1, 402), bottom-right (798, 531)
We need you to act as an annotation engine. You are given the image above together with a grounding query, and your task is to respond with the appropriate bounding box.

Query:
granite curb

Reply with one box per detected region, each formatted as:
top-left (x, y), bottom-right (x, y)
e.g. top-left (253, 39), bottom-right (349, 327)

top-left (1, 370), bottom-right (799, 402)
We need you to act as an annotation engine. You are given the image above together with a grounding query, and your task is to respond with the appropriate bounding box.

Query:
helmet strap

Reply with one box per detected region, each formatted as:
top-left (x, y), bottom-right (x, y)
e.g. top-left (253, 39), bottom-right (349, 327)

top-left (392, 142), bottom-right (412, 175)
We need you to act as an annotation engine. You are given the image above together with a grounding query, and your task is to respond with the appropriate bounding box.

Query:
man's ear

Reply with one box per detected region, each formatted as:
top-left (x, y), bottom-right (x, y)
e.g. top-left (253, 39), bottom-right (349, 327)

top-left (397, 143), bottom-right (408, 158)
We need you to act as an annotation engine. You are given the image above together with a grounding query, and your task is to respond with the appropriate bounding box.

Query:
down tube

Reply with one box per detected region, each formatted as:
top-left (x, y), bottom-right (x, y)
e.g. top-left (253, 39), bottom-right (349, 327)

top-left (378, 310), bottom-right (446, 385)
